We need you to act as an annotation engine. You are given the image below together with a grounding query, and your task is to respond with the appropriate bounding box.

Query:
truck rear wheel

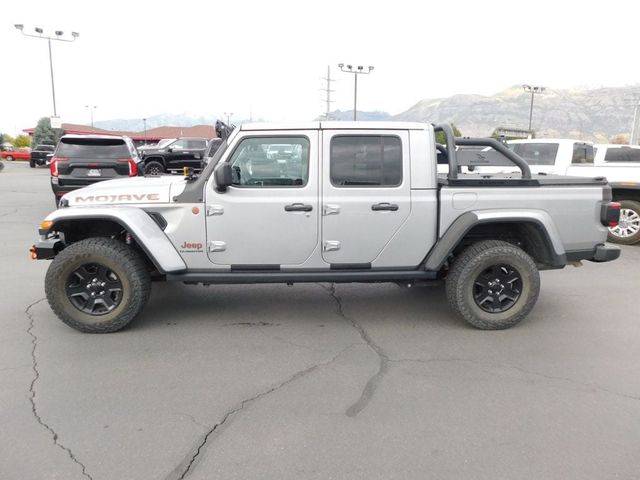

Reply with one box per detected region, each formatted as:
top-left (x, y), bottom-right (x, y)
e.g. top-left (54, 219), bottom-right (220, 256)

top-left (445, 240), bottom-right (540, 330)
top-left (45, 238), bottom-right (151, 333)
top-left (607, 200), bottom-right (640, 245)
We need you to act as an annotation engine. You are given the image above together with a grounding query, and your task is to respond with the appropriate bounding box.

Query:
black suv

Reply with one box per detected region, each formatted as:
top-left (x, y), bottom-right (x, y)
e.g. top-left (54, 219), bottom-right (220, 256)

top-left (50, 135), bottom-right (140, 205)
top-left (139, 137), bottom-right (209, 175)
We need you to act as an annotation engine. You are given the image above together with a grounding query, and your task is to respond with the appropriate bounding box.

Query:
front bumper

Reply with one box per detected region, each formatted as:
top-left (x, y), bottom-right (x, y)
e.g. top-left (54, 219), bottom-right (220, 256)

top-left (30, 238), bottom-right (63, 260)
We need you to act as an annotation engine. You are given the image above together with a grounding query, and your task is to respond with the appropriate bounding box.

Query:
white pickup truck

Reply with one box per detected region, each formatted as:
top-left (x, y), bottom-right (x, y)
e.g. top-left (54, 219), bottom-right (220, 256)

top-left (461, 139), bottom-right (640, 244)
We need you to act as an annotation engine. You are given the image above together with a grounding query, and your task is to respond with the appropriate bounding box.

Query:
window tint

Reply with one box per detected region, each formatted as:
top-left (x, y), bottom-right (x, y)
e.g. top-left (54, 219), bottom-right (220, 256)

top-left (187, 139), bottom-right (207, 149)
top-left (572, 143), bottom-right (594, 164)
top-left (171, 139), bottom-right (188, 149)
top-left (330, 136), bottom-right (402, 187)
top-left (56, 138), bottom-right (129, 159)
top-left (512, 143), bottom-right (559, 165)
top-left (228, 136), bottom-right (309, 187)
top-left (604, 147), bottom-right (640, 162)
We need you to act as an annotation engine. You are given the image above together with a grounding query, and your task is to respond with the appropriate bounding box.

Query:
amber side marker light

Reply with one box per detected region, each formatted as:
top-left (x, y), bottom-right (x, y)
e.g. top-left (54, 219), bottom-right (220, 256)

top-left (40, 220), bottom-right (53, 230)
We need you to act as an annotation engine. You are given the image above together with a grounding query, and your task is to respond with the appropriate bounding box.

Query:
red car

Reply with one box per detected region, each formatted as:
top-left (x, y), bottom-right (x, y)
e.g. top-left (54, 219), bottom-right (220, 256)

top-left (1, 147), bottom-right (31, 161)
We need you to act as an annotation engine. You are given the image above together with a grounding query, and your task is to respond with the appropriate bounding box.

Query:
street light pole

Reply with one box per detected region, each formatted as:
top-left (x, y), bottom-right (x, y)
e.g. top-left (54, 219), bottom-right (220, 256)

top-left (85, 105), bottom-right (97, 128)
top-left (224, 112), bottom-right (233, 125)
top-left (522, 84), bottom-right (545, 134)
top-left (338, 64), bottom-right (374, 121)
top-left (14, 25), bottom-right (79, 118)
top-left (143, 118), bottom-right (147, 144)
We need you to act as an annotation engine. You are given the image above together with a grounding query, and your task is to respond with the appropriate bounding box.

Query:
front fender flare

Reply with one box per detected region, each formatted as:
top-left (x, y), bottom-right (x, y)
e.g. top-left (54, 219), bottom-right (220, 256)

top-left (44, 207), bottom-right (187, 273)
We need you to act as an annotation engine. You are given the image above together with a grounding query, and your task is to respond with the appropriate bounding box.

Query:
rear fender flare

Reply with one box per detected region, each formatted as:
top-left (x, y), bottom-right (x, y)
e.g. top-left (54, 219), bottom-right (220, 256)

top-left (424, 209), bottom-right (566, 271)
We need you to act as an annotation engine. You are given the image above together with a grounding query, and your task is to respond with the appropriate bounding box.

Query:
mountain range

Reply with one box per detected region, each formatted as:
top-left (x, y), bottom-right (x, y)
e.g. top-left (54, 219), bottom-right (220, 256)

top-left (94, 85), bottom-right (640, 142)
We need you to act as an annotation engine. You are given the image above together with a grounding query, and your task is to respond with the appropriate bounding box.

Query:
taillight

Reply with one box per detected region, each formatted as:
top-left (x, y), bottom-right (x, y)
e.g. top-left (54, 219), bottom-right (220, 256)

top-left (602, 202), bottom-right (621, 227)
top-left (49, 157), bottom-right (68, 177)
top-left (118, 158), bottom-right (138, 176)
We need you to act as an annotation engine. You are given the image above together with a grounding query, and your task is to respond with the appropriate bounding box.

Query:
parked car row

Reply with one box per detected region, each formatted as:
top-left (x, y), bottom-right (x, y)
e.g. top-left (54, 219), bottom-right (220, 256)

top-left (447, 139), bottom-right (640, 245)
top-left (45, 132), bottom-right (226, 206)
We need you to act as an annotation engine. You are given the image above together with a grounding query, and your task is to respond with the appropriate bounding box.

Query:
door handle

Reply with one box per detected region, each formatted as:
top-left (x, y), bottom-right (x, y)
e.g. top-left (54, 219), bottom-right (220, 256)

top-left (284, 203), bottom-right (313, 212)
top-left (371, 202), bottom-right (399, 211)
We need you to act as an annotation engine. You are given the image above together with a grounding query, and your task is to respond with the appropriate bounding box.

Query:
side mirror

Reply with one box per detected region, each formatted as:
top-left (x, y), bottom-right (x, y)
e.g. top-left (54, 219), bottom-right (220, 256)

top-left (214, 163), bottom-right (233, 191)
top-left (167, 147), bottom-right (174, 152)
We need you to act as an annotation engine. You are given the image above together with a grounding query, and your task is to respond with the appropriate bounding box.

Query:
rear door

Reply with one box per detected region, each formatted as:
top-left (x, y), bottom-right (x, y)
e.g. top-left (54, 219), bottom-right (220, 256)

top-left (54, 138), bottom-right (132, 187)
top-left (321, 130), bottom-right (411, 265)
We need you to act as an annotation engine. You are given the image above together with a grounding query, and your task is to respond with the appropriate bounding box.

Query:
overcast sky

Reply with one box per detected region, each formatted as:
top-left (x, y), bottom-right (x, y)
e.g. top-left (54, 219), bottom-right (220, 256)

top-left (3, 0), bottom-right (640, 135)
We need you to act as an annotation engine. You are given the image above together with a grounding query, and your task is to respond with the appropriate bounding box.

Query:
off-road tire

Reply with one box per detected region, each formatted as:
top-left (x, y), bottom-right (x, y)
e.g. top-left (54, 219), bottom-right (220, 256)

top-left (144, 160), bottom-right (164, 176)
top-left (607, 200), bottom-right (640, 245)
top-left (45, 238), bottom-right (151, 333)
top-left (445, 240), bottom-right (540, 330)
top-left (29, 159), bottom-right (36, 168)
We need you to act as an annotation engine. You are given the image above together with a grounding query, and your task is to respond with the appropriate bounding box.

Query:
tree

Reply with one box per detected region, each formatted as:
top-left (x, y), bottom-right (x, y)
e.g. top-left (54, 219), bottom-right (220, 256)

top-left (32, 117), bottom-right (62, 147)
top-left (14, 135), bottom-right (31, 148)
top-left (2, 134), bottom-right (15, 145)
top-left (435, 124), bottom-right (462, 144)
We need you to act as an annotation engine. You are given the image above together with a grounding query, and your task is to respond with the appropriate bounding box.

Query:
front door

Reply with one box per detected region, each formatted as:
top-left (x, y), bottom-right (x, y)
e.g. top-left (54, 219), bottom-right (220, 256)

top-left (321, 130), bottom-right (411, 265)
top-left (205, 131), bottom-right (319, 266)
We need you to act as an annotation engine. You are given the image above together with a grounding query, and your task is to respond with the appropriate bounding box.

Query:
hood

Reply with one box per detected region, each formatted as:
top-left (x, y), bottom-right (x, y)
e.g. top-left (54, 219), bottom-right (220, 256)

top-left (61, 176), bottom-right (189, 206)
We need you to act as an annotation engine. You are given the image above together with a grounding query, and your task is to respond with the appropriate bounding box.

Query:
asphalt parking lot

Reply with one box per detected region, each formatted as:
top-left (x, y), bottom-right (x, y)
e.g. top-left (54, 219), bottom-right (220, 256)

top-left (1, 160), bottom-right (639, 480)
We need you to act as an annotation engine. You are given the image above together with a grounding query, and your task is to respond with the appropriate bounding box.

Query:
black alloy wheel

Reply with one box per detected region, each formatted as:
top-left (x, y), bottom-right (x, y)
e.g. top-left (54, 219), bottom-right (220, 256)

top-left (65, 263), bottom-right (123, 315)
top-left (473, 264), bottom-right (522, 313)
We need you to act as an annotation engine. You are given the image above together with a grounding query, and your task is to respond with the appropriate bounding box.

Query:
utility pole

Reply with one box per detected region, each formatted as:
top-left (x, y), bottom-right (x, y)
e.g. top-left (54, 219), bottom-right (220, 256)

top-left (338, 64), bottom-right (374, 121)
top-left (631, 100), bottom-right (640, 145)
top-left (224, 112), bottom-right (233, 125)
top-left (522, 84), bottom-right (545, 134)
top-left (320, 65), bottom-right (335, 120)
top-left (14, 25), bottom-right (79, 118)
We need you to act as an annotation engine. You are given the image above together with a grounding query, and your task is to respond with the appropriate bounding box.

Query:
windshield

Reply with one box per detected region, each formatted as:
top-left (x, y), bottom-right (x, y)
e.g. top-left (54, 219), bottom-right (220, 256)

top-left (156, 138), bottom-right (175, 148)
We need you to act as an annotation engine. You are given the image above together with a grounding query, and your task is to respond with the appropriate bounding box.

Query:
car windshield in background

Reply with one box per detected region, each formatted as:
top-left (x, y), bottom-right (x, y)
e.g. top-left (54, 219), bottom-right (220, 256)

top-left (156, 139), bottom-right (175, 148)
top-left (37, 145), bottom-right (55, 151)
top-left (512, 143), bottom-right (559, 165)
top-left (604, 147), bottom-right (640, 162)
top-left (56, 138), bottom-right (130, 159)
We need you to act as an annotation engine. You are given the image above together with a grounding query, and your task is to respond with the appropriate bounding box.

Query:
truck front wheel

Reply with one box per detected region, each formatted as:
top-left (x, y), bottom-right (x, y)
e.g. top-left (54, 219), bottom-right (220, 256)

top-left (445, 240), bottom-right (540, 330)
top-left (45, 238), bottom-right (151, 333)
top-left (607, 200), bottom-right (640, 245)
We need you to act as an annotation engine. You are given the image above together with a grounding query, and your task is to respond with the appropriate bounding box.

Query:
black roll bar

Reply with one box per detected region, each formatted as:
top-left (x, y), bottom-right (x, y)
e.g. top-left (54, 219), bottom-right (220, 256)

top-left (433, 124), bottom-right (532, 180)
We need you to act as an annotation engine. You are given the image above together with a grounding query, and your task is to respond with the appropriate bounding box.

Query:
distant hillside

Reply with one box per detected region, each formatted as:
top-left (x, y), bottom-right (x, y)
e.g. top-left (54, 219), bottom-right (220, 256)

top-left (394, 85), bottom-right (640, 142)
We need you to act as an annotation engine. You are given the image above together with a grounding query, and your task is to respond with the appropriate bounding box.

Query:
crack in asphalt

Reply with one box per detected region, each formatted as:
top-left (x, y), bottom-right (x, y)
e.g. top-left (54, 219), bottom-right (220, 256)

top-left (0, 208), bottom-right (18, 217)
top-left (391, 357), bottom-right (640, 402)
top-left (320, 283), bottom-right (389, 418)
top-left (168, 343), bottom-right (357, 480)
top-left (26, 298), bottom-right (94, 480)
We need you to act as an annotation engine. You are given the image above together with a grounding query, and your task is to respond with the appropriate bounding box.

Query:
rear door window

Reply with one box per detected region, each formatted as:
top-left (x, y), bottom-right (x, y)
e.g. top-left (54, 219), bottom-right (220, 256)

top-left (330, 135), bottom-right (402, 187)
top-left (187, 139), bottom-right (207, 149)
top-left (56, 138), bottom-right (129, 159)
top-left (512, 143), bottom-right (559, 165)
top-left (604, 147), bottom-right (640, 162)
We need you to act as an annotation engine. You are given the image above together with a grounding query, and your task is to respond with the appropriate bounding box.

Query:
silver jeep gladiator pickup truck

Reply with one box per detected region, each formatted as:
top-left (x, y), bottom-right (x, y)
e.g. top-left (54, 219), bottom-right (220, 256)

top-left (31, 122), bottom-right (621, 333)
